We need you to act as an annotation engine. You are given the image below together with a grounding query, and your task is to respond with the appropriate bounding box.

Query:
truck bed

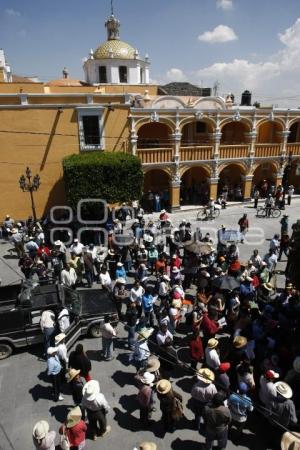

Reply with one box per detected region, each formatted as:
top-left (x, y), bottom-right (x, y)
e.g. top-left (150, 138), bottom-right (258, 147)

top-left (78, 289), bottom-right (116, 316)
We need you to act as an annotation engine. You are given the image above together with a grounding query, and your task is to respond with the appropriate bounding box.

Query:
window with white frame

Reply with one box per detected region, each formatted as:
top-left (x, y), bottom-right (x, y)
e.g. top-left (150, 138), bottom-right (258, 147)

top-left (77, 107), bottom-right (105, 151)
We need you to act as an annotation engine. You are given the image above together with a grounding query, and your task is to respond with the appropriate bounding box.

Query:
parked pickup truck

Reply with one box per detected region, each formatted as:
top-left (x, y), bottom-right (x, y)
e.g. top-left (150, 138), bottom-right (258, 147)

top-left (0, 281), bottom-right (118, 359)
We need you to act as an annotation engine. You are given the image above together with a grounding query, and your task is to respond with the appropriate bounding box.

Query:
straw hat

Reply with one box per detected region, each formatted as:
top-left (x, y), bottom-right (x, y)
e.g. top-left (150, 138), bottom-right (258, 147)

top-left (233, 336), bottom-right (247, 349)
top-left (33, 420), bottom-right (49, 440)
top-left (171, 299), bottom-right (182, 308)
top-left (66, 406), bottom-right (82, 428)
top-left (54, 333), bottom-right (66, 345)
top-left (117, 262), bottom-right (123, 267)
top-left (139, 442), bottom-right (157, 450)
top-left (146, 356), bottom-right (160, 373)
top-left (67, 368), bottom-right (81, 383)
top-left (263, 282), bottom-right (273, 292)
top-left (116, 277), bottom-right (126, 284)
top-left (207, 338), bottom-right (218, 349)
top-left (137, 328), bottom-right (153, 341)
top-left (274, 381), bottom-right (293, 399)
top-left (293, 357), bottom-right (300, 374)
top-left (82, 380), bottom-right (100, 401)
top-left (156, 379), bottom-right (171, 395)
top-left (140, 372), bottom-right (155, 386)
top-left (197, 368), bottom-right (215, 384)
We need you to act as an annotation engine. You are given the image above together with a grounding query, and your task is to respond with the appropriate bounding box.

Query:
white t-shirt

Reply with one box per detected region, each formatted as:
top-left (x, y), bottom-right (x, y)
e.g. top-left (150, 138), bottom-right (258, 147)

top-left (100, 271), bottom-right (112, 287)
top-left (70, 242), bottom-right (84, 255)
top-left (205, 347), bottom-right (221, 370)
top-left (61, 268), bottom-right (77, 287)
top-left (130, 286), bottom-right (144, 304)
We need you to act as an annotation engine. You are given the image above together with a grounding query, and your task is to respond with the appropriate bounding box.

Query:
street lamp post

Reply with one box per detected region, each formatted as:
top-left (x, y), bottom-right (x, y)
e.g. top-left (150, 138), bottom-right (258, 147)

top-left (19, 167), bottom-right (41, 222)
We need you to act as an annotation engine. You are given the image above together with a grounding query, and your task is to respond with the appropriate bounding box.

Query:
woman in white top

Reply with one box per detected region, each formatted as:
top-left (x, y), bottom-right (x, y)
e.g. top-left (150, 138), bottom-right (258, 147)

top-left (99, 266), bottom-right (112, 291)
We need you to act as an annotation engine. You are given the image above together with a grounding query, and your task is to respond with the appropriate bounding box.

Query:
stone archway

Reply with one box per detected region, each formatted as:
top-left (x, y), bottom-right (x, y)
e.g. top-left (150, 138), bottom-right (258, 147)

top-left (181, 120), bottom-right (214, 146)
top-left (252, 162), bottom-right (278, 197)
top-left (142, 169), bottom-right (171, 212)
top-left (218, 163), bottom-right (246, 201)
top-left (288, 121), bottom-right (300, 143)
top-left (137, 122), bottom-right (172, 149)
top-left (180, 166), bottom-right (210, 205)
top-left (221, 121), bottom-right (250, 144)
top-left (257, 121), bottom-right (283, 143)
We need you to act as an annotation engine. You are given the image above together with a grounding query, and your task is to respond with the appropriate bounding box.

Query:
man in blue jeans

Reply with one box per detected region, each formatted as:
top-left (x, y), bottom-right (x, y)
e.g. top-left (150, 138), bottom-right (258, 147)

top-left (100, 316), bottom-right (116, 361)
top-left (142, 287), bottom-right (155, 328)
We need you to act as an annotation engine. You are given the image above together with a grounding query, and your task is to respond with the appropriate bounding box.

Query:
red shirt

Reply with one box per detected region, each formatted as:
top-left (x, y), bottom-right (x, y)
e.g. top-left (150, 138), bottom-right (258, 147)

top-left (201, 313), bottom-right (219, 337)
top-left (37, 246), bottom-right (50, 257)
top-left (171, 256), bottom-right (182, 269)
top-left (60, 421), bottom-right (87, 446)
top-left (189, 336), bottom-right (204, 361)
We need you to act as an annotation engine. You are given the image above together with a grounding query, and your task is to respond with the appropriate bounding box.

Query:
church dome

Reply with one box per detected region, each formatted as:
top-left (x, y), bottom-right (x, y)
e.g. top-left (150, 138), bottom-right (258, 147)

top-left (94, 39), bottom-right (136, 60)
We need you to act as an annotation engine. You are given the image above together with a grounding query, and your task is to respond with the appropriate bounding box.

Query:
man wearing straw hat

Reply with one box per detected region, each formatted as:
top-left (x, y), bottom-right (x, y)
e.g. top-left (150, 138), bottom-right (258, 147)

top-left (136, 371), bottom-right (156, 426)
top-left (59, 406), bottom-right (87, 450)
top-left (32, 420), bottom-right (56, 450)
top-left (191, 368), bottom-right (217, 431)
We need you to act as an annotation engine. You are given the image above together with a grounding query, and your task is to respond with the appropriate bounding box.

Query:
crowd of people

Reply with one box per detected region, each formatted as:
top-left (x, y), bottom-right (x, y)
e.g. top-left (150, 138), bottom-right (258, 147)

top-left (1, 194), bottom-right (300, 450)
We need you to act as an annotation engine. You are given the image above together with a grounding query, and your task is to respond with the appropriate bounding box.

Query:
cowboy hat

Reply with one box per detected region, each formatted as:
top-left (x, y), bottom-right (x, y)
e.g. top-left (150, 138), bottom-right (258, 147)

top-left (139, 442), bottom-right (157, 450)
top-left (162, 274), bottom-right (170, 281)
top-left (54, 240), bottom-right (62, 246)
top-left (116, 277), bottom-right (126, 284)
top-left (156, 379), bottom-right (171, 394)
top-left (199, 263), bottom-right (208, 269)
top-left (140, 372), bottom-right (155, 386)
top-left (233, 336), bottom-right (247, 349)
top-left (108, 249), bottom-right (115, 255)
top-left (117, 262), bottom-right (123, 267)
top-left (66, 406), bottom-right (82, 428)
top-left (144, 234), bottom-right (153, 243)
top-left (54, 333), bottom-right (66, 345)
top-left (146, 356), bottom-right (160, 373)
top-left (47, 346), bottom-right (58, 355)
top-left (172, 267), bottom-right (180, 273)
top-left (274, 381), bottom-right (293, 399)
top-left (171, 299), bottom-right (182, 308)
top-left (263, 283), bottom-right (273, 292)
top-left (11, 228), bottom-right (18, 234)
top-left (293, 357), bottom-right (300, 374)
top-left (36, 259), bottom-right (44, 265)
top-left (207, 338), bottom-right (218, 349)
top-left (137, 327), bottom-right (154, 341)
top-left (83, 380), bottom-right (100, 401)
top-left (197, 368), bottom-right (215, 384)
top-left (33, 420), bottom-right (49, 440)
top-left (67, 368), bottom-right (81, 383)
top-left (160, 209), bottom-right (166, 214)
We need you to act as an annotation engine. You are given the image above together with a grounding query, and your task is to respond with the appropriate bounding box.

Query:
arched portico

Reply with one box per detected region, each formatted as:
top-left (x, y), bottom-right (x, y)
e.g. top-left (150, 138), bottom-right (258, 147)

top-left (181, 120), bottom-right (214, 146)
top-left (218, 163), bottom-right (247, 200)
top-left (220, 121), bottom-right (250, 144)
top-left (180, 166), bottom-right (210, 205)
top-left (142, 168), bottom-right (171, 212)
top-left (251, 162), bottom-right (278, 197)
top-left (288, 121), bottom-right (300, 143)
top-left (287, 159), bottom-right (300, 192)
top-left (137, 122), bottom-right (173, 149)
top-left (257, 121), bottom-right (283, 143)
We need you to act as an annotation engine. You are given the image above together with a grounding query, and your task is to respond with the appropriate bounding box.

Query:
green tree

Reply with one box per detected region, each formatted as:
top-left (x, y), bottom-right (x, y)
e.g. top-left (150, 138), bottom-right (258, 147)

top-left (63, 152), bottom-right (144, 212)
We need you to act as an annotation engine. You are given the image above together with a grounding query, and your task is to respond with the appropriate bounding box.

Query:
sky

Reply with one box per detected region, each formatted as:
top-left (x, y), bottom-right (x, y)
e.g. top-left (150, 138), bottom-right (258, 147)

top-left (2, 0), bottom-right (300, 106)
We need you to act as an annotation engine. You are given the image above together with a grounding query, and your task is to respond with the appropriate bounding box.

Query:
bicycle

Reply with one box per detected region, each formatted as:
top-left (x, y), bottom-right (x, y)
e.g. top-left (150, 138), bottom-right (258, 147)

top-left (256, 206), bottom-right (281, 218)
top-left (196, 206), bottom-right (221, 221)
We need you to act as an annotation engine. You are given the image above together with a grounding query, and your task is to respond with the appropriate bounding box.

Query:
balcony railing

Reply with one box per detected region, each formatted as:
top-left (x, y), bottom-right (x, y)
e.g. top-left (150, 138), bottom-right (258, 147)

top-left (286, 142), bottom-right (300, 155)
top-left (255, 143), bottom-right (281, 157)
top-left (136, 148), bottom-right (173, 164)
top-left (219, 145), bottom-right (249, 159)
top-left (180, 146), bottom-right (213, 161)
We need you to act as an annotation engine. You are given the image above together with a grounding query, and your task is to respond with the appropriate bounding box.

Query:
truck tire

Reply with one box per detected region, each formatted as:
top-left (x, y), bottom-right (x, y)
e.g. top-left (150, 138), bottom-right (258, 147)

top-left (89, 325), bottom-right (101, 338)
top-left (0, 343), bottom-right (13, 360)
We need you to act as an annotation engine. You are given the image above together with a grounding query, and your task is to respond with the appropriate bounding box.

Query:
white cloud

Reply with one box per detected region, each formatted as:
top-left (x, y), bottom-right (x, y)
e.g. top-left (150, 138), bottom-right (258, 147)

top-left (198, 25), bottom-right (238, 43)
top-left (217, 0), bottom-right (233, 10)
top-left (166, 68), bottom-right (187, 82)
top-left (5, 8), bottom-right (21, 17)
top-left (195, 18), bottom-right (300, 106)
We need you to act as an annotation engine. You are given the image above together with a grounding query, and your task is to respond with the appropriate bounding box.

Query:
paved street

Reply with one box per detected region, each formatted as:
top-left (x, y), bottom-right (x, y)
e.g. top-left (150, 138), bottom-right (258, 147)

top-left (0, 199), bottom-right (299, 450)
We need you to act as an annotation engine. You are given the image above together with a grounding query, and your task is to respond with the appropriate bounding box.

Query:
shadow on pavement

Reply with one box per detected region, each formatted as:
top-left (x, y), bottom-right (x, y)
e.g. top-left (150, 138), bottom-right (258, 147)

top-left (176, 376), bottom-right (193, 394)
top-left (171, 437), bottom-right (201, 450)
top-left (29, 383), bottom-right (52, 401)
top-left (119, 393), bottom-right (138, 413)
top-left (86, 349), bottom-right (100, 362)
top-left (116, 352), bottom-right (131, 367)
top-left (112, 369), bottom-right (134, 387)
top-left (49, 404), bottom-right (72, 423)
top-left (37, 370), bottom-right (49, 383)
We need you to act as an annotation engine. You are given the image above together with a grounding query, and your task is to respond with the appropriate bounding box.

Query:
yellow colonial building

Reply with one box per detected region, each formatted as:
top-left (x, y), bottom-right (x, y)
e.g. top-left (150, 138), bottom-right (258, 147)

top-left (0, 11), bottom-right (300, 218)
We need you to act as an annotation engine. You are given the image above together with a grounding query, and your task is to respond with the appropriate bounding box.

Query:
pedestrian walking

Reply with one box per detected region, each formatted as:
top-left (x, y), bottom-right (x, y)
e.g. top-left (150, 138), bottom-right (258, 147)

top-left (81, 380), bottom-right (111, 441)
top-left (287, 185), bottom-right (294, 205)
top-left (203, 393), bottom-right (232, 450)
top-left (59, 406), bottom-right (87, 450)
top-left (69, 344), bottom-right (92, 382)
top-left (100, 315), bottom-right (117, 361)
top-left (136, 371), bottom-right (155, 426)
top-left (156, 379), bottom-right (183, 433)
top-left (47, 347), bottom-right (64, 402)
top-left (33, 420), bottom-right (56, 450)
top-left (228, 382), bottom-right (253, 437)
top-left (55, 333), bottom-right (68, 382)
top-left (67, 368), bottom-right (85, 406)
top-left (191, 368), bottom-right (217, 431)
top-left (238, 214), bottom-right (249, 243)
top-left (40, 309), bottom-right (56, 356)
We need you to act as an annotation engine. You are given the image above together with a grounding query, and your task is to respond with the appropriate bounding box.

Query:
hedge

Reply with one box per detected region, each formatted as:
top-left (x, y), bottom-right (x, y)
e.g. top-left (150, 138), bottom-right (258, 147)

top-left (62, 152), bottom-right (144, 211)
